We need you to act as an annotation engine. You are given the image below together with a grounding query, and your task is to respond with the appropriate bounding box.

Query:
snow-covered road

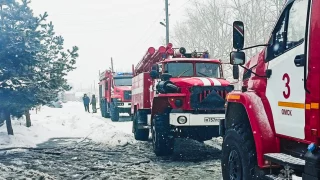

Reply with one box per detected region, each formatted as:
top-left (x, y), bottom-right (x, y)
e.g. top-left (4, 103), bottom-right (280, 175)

top-left (0, 102), bottom-right (223, 180)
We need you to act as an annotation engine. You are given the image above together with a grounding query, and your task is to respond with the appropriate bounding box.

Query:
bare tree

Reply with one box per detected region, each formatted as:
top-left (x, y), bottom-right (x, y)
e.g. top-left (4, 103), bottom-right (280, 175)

top-left (172, 0), bottom-right (285, 81)
top-left (25, 110), bottom-right (31, 128)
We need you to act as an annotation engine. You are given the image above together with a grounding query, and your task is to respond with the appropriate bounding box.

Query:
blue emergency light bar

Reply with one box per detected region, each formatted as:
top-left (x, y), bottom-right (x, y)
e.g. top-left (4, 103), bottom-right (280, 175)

top-left (116, 72), bottom-right (133, 76)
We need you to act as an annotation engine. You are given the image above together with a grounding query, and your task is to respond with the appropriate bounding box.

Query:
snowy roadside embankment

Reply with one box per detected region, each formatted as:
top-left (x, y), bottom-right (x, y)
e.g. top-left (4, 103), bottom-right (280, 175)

top-left (0, 102), bottom-right (133, 149)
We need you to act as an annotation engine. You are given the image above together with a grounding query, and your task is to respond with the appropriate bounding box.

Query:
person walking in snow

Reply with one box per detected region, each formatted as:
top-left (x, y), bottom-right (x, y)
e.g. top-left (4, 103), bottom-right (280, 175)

top-left (90, 94), bottom-right (97, 113)
top-left (82, 94), bottom-right (90, 112)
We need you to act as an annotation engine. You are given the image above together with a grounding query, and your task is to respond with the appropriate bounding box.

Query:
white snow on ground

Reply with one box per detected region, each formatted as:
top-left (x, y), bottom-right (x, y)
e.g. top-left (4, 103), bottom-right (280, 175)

top-left (0, 102), bottom-right (133, 148)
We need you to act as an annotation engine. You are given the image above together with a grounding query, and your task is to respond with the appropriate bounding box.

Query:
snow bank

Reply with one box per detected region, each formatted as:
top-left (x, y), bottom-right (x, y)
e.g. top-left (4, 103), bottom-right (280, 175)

top-left (0, 102), bottom-right (134, 149)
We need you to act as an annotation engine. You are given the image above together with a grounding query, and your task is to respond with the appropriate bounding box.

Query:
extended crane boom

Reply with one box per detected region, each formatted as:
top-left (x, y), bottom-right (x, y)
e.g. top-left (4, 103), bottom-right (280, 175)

top-left (134, 43), bottom-right (175, 75)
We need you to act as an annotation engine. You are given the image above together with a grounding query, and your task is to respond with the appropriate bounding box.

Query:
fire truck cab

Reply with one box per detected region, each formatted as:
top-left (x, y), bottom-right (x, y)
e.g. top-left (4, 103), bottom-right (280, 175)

top-left (221, 0), bottom-right (320, 179)
top-left (132, 44), bottom-right (234, 156)
top-left (99, 70), bottom-right (132, 122)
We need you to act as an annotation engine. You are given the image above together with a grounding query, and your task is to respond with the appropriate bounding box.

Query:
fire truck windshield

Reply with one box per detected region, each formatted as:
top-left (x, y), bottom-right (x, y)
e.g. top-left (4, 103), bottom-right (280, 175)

top-left (166, 62), bottom-right (193, 77)
top-left (114, 77), bottom-right (132, 86)
top-left (165, 62), bottom-right (220, 78)
top-left (196, 63), bottom-right (220, 78)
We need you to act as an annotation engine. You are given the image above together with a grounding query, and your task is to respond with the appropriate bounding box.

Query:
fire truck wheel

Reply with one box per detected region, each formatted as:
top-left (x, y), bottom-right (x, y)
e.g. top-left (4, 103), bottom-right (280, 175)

top-left (133, 112), bottom-right (149, 141)
top-left (101, 102), bottom-right (110, 118)
top-left (105, 103), bottom-right (110, 118)
top-left (152, 114), bottom-right (174, 156)
top-left (100, 104), bottom-right (105, 118)
top-left (110, 103), bottom-right (119, 122)
top-left (221, 123), bottom-right (257, 180)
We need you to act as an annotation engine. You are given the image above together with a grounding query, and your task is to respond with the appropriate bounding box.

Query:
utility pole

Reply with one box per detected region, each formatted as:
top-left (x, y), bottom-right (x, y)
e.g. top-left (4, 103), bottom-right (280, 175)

top-left (111, 57), bottom-right (114, 73)
top-left (165, 0), bottom-right (169, 44)
top-left (93, 80), bottom-right (95, 92)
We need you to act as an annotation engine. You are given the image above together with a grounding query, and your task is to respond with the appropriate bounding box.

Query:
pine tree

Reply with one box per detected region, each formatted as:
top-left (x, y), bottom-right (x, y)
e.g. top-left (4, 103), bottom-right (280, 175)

top-left (0, 0), bottom-right (78, 135)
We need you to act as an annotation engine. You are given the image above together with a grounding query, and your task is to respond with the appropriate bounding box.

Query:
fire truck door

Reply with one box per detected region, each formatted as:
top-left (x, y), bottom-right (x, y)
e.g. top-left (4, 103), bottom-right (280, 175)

top-left (265, 0), bottom-right (309, 139)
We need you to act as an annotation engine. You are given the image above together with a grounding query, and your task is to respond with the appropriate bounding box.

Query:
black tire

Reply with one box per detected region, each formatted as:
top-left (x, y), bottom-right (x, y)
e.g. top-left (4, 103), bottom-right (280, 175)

top-left (100, 101), bottom-right (106, 118)
top-left (152, 114), bottom-right (174, 156)
top-left (101, 101), bottom-right (111, 118)
top-left (221, 123), bottom-right (258, 180)
top-left (133, 112), bottom-right (149, 141)
top-left (105, 103), bottom-right (110, 118)
top-left (110, 103), bottom-right (119, 122)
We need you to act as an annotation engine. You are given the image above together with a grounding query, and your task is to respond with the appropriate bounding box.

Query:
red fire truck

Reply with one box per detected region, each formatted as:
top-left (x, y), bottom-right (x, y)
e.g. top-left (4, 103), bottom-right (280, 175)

top-left (131, 43), bottom-right (234, 156)
top-left (221, 0), bottom-right (320, 179)
top-left (99, 70), bottom-right (132, 122)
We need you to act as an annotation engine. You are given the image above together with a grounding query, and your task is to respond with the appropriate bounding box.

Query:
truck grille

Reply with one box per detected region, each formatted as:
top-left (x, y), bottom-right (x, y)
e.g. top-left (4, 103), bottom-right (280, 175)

top-left (199, 90), bottom-right (228, 102)
top-left (190, 86), bottom-right (233, 110)
top-left (124, 90), bottom-right (132, 100)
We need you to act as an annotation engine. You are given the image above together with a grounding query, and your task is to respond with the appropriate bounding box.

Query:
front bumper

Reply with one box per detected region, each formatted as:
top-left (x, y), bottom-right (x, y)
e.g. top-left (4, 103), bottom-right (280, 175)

top-left (170, 113), bottom-right (225, 126)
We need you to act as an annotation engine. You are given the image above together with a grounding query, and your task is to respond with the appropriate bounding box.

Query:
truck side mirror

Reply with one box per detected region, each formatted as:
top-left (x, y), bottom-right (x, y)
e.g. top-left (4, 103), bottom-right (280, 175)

top-left (230, 51), bottom-right (245, 65)
top-left (233, 21), bottom-right (244, 50)
top-left (150, 70), bottom-right (159, 79)
top-left (232, 65), bottom-right (239, 79)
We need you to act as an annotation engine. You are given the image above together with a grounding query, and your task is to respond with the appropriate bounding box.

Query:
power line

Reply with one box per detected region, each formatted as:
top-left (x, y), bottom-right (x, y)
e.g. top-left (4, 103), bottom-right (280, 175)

top-left (132, 10), bottom-right (164, 47)
top-left (170, 0), bottom-right (194, 15)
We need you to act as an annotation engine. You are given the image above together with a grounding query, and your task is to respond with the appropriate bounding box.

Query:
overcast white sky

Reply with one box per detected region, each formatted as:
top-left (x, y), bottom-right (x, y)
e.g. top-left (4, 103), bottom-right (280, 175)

top-left (29, 0), bottom-right (188, 91)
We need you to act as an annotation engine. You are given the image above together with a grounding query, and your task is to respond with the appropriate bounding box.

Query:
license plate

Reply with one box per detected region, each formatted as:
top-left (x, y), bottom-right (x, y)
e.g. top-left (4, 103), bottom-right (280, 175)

top-left (204, 117), bottom-right (220, 123)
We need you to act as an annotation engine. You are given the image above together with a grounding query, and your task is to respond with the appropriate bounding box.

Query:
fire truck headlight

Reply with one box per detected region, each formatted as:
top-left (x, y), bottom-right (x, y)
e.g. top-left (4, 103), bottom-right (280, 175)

top-left (177, 116), bottom-right (187, 124)
top-left (175, 99), bottom-right (183, 108)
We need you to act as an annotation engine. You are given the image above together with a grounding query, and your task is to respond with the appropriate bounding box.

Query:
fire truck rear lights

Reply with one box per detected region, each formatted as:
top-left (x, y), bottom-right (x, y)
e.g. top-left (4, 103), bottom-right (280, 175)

top-left (167, 43), bottom-right (173, 49)
top-left (177, 116), bottom-right (187, 124)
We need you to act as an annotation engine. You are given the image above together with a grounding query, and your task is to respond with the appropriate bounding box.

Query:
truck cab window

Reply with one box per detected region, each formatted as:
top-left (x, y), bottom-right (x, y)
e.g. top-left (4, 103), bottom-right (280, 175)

top-left (273, 14), bottom-right (287, 57)
top-left (269, 0), bottom-right (309, 60)
top-left (196, 63), bottom-right (220, 78)
top-left (286, 0), bottom-right (308, 50)
top-left (165, 63), bottom-right (193, 77)
top-left (114, 78), bottom-right (132, 86)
